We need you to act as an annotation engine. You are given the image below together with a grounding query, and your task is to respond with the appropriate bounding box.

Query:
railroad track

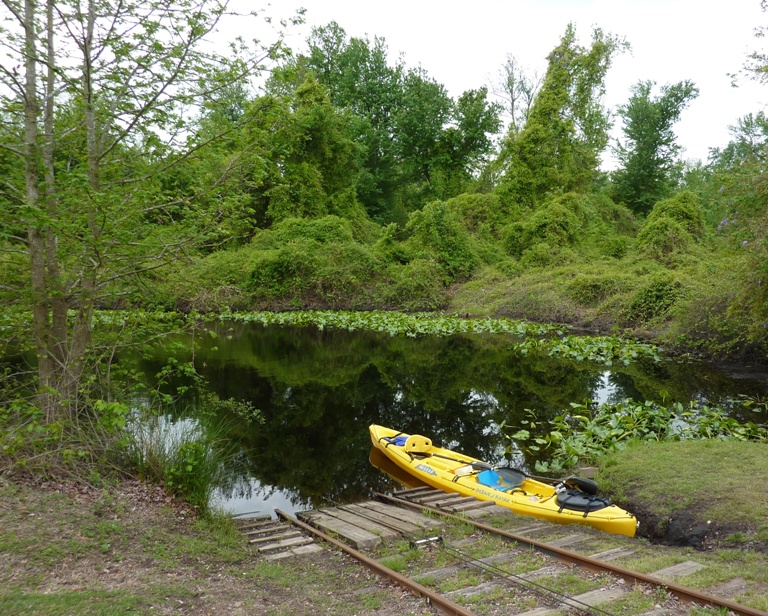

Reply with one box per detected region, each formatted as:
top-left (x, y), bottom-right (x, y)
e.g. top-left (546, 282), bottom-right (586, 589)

top-left (272, 487), bottom-right (768, 616)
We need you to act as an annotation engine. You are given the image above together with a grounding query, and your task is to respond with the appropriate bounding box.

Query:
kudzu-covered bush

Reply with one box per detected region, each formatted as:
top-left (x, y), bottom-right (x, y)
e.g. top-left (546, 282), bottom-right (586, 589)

top-left (565, 273), bottom-right (633, 306)
top-left (379, 259), bottom-right (447, 311)
top-left (405, 200), bottom-right (478, 281)
top-left (444, 192), bottom-right (508, 236)
top-left (645, 191), bottom-right (705, 239)
top-left (313, 243), bottom-right (381, 308)
top-left (623, 273), bottom-right (684, 323)
top-left (248, 240), bottom-right (382, 308)
top-left (249, 244), bottom-right (318, 299)
top-left (592, 193), bottom-right (637, 235)
top-left (636, 216), bottom-right (692, 262)
top-left (502, 196), bottom-right (583, 258)
top-left (270, 215), bottom-right (356, 244)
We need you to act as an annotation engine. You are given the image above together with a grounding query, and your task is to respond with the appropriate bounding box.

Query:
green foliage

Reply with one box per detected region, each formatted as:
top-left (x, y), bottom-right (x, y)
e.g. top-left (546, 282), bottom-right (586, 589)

top-left (636, 217), bottom-right (693, 262)
top-left (277, 22), bottom-right (502, 220)
top-left (220, 310), bottom-right (560, 338)
top-left (508, 398), bottom-right (768, 472)
top-left (645, 191), bottom-right (705, 239)
top-left (597, 235), bottom-right (630, 259)
top-left (496, 24), bottom-right (627, 205)
top-left (502, 194), bottom-right (585, 257)
top-left (521, 334), bottom-right (660, 367)
top-left (249, 244), bottom-right (319, 300)
top-left (519, 242), bottom-right (574, 269)
top-left (125, 394), bottom-right (255, 514)
top-left (247, 240), bottom-right (381, 308)
top-left (623, 274), bottom-right (683, 323)
top-left (612, 80), bottom-right (699, 214)
top-left (405, 200), bottom-right (478, 281)
top-left (444, 192), bottom-right (509, 236)
top-left (0, 400), bottom-right (63, 462)
top-left (592, 193), bottom-right (637, 235)
top-left (380, 260), bottom-right (448, 311)
top-left (565, 273), bottom-right (633, 306)
top-left (270, 216), bottom-right (356, 245)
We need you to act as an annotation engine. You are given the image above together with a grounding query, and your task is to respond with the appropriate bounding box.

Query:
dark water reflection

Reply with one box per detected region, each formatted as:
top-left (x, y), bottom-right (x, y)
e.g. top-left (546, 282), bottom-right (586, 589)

top-left (135, 323), bottom-right (768, 516)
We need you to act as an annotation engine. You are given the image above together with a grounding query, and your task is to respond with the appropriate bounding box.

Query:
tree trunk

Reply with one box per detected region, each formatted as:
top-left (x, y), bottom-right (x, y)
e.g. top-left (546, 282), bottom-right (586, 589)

top-left (22, 0), bottom-right (58, 421)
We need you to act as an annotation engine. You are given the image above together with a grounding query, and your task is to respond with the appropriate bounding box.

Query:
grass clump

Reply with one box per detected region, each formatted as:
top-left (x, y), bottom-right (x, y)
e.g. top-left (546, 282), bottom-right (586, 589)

top-left (124, 394), bottom-right (257, 515)
top-left (598, 440), bottom-right (768, 545)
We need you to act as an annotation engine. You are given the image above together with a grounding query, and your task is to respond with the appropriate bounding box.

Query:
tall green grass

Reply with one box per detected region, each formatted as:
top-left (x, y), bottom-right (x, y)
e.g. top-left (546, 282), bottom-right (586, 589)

top-left (124, 400), bottom-right (252, 514)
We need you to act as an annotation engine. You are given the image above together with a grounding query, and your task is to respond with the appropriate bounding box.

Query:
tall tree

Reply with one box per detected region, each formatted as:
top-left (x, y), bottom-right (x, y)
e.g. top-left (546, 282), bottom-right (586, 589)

top-left (0, 0), bottom-right (292, 420)
top-left (496, 25), bottom-right (627, 206)
top-left (493, 54), bottom-right (541, 135)
top-left (612, 80), bottom-right (699, 214)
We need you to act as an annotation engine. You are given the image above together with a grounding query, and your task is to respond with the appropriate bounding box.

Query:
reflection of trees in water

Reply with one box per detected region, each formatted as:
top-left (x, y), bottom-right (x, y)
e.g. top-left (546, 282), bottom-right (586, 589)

top-left (136, 323), bottom-right (768, 509)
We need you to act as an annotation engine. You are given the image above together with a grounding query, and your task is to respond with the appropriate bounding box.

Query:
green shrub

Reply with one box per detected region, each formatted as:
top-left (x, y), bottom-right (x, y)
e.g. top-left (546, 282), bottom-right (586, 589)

top-left (270, 215), bottom-right (355, 244)
top-left (666, 273), bottom-right (760, 358)
top-left (373, 223), bottom-right (411, 264)
top-left (519, 242), bottom-right (557, 268)
top-left (495, 258), bottom-right (523, 278)
top-left (565, 273), bottom-right (633, 306)
top-left (444, 192), bottom-right (507, 235)
top-left (125, 395), bottom-right (255, 514)
top-left (265, 163), bottom-right (327, 222)
top-left (249, 244), bottom-right (318, 299)
top-left (597, 235), bottom-right (630, 259)
top-left (636, 216), bottom-right (692, 262)
top-left (501, 221), bottom-right (527, 257)
top-left (524, 202), bottom-right (581, 246)
top-left (502, 197), bottom-right (583, 258)
top-left (313, 243), bottom-right (381, 307)
top-left (646, 191), bottom-right (705, 239)
top-left (519, 242), bottom-right (576, 269)
top-left (623, 274), bottom-right (683, 323)
top-left (405, 201), bottom-right (478, 281)
top-left (380, 260), bottom-right (447, 311)
top-left (181, 247), bottom-right (258, 310)
top-left (593, 194), bottom-right (637, 235)
top-left (554, 192), bottom-right (594, 221)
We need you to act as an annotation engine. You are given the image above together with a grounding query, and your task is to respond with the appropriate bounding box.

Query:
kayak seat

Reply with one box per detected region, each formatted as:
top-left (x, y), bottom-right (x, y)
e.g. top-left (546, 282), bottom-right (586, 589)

top-left (382, 435), bottom-right (408, 446)
top-left (404, 434), bottom-right (432, 453)
top-left (477, 469), bottom-right (523, 492)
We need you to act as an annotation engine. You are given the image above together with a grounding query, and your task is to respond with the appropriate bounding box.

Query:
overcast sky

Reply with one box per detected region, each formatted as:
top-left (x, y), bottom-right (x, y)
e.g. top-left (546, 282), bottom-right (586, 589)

top-left (236, 0), bottom-right (768, 165)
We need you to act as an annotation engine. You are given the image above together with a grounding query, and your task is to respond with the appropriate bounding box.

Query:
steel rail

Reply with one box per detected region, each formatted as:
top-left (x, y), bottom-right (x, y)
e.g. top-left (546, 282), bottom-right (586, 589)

top-left (441, 542), bottom-right (616, 616)
top-left (275, 508), bottom-right (476, 616)
top-left (374, 492), bottom-right (768, 616)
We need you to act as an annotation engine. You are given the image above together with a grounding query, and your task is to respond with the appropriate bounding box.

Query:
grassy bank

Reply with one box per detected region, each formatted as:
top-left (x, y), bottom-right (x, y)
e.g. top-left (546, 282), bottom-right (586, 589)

top-left (0, 477), bottom-right (429, 615)
top-left (597, 440), bottom-right (768, 549)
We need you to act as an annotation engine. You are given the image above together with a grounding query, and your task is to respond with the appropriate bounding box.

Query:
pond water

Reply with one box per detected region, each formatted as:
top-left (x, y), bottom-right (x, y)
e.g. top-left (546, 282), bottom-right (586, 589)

top-left (133, 322), bottom-right (768, 517)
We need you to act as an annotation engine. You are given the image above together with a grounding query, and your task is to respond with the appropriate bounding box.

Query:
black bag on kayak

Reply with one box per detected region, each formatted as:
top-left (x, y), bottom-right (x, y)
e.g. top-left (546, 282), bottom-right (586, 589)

top-left (556, 489), bottom-right (613, 516)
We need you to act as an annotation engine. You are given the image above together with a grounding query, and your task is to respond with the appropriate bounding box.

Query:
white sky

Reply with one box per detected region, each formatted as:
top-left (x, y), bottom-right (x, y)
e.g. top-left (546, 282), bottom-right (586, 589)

top-left (233, 0), bottom-right (768, 165)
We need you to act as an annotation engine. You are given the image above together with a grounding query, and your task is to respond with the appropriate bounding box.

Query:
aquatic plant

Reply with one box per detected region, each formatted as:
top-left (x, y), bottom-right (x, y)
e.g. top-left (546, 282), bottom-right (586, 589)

top-left (218, 309), bottom-right (561, 338)
top-left (213, 310), bottom-right (660, 367)
top-left (507, 398), bottom-right (768, 472)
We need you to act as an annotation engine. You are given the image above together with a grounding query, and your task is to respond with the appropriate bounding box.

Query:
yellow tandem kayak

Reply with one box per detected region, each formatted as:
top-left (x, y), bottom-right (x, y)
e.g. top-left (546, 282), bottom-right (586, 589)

top-left (369, 424), bottom-right (637, 537)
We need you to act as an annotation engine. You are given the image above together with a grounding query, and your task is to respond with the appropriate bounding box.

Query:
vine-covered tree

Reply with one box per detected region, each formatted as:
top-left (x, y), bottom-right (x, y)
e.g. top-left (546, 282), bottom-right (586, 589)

top-left (496, 24), bottom-right (627, 206)
top-left (612, 80), bottom-right (699, 214)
